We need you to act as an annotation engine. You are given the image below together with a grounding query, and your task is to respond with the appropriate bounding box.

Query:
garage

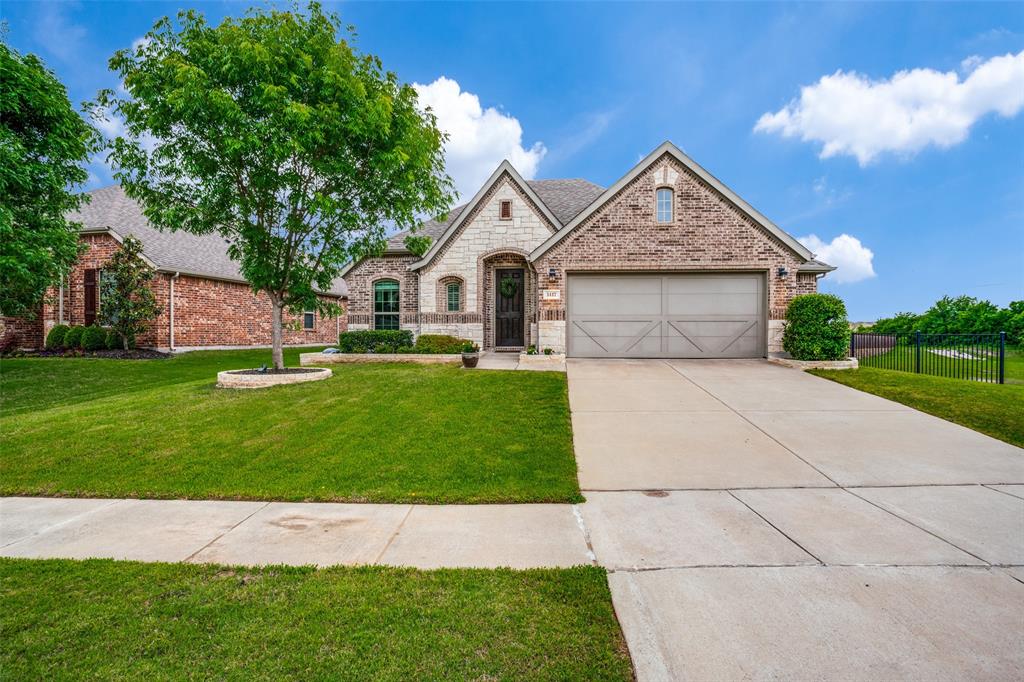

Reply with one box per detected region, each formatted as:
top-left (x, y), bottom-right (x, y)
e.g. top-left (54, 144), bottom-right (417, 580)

top-left (567, 273), bottom-right (766, 358)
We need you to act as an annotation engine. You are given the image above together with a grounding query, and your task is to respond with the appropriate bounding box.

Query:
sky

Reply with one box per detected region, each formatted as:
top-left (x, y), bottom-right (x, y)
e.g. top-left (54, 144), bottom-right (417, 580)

top-left (3, 1), bottom-right (1023, 321)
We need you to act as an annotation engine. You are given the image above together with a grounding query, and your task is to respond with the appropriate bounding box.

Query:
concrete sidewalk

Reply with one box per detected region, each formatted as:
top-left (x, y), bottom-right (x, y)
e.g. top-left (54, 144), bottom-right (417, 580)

top-left (0, 498), bottom-right (592, 568)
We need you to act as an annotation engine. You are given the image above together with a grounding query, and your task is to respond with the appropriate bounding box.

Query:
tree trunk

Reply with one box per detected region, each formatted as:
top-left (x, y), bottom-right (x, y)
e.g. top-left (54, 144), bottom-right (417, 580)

top-left (270, 296), bottom-right (285, 370)
top-left (122, 331), bottom-right (129, 351)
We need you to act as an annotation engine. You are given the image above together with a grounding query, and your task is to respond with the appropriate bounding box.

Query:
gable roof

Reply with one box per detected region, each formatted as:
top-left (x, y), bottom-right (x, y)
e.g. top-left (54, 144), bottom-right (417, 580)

top-left (69, 186), bottom-right (348, 296)
top-left (529, 141), bottom-right (817, 263)
top-left (409, 161), bottom-right (596, 270)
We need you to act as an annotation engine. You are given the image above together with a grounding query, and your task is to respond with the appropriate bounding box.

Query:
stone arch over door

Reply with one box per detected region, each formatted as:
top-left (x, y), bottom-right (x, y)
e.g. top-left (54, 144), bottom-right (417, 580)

top-left (478, 248), bottom-right (535, 350)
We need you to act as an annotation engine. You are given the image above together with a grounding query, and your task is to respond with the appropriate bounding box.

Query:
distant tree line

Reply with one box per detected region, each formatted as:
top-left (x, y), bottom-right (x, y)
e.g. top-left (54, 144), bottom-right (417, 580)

top-left (863, 296), bottom-right (1024, 345)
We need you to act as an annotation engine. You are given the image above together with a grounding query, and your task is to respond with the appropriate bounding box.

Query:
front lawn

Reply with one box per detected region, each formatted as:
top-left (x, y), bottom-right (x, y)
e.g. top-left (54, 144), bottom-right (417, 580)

top-left (0, 559), bottom-right (632, 680)
top-left (810, 366), bottom-right (1024, 448)
top-left (0, 351), bottom-right (580, 503)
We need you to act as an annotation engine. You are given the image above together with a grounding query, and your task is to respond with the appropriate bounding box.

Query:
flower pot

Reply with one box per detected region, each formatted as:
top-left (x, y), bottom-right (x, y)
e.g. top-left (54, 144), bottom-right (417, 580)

top-left (462, 352), bottom-right (479, 368)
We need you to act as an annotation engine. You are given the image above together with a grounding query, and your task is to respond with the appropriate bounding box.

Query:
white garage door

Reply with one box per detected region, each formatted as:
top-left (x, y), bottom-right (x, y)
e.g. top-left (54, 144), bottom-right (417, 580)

top-left (567, 273), bottom-right (765, 358)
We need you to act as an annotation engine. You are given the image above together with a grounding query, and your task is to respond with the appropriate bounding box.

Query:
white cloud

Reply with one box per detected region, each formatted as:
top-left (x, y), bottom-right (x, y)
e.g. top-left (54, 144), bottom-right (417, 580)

top-left (798, 234), bottom-right (876, 284)
top-left (32, 2), bottom-right (87, 63)
top-left (755, 50), bottom-right (1024, 165)
top-left (414, 77), bottom-right (546, 200)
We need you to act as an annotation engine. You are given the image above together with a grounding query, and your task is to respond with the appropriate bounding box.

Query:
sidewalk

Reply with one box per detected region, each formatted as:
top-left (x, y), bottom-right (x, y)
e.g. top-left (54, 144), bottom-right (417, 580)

top-left (0, 497), bottom-right (592, 568)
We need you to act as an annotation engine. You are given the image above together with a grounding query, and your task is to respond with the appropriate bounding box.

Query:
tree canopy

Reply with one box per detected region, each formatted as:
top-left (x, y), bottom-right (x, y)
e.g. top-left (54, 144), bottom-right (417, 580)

top-left (98, 235), bottom-right (162, 350)
top-left (95, 3), bottom-right (453, 367)
top-left (0, 41), bottom-right (98, 317)
top-left (865, 296), bottom-right (1024, 344)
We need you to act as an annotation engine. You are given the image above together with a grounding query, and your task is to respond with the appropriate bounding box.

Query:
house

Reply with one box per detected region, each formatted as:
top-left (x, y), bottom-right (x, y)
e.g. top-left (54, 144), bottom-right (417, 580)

top-left (342, 141), bottom-right (834, 358)
top-left (3, 185), bottom-right (347, 350)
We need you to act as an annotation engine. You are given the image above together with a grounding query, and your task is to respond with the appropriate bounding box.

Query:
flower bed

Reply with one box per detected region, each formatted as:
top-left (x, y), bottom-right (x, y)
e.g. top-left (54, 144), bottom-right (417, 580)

top-left (301, 352), bottom-right (459, 366)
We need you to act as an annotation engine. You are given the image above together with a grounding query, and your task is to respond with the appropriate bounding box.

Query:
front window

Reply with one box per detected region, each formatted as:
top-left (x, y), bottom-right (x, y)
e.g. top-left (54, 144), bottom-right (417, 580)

top-left (303, 310), bottom-right (315, 330)
top-left (656, 187), bottom-right (673, 223)
top-left (374, 280), bottom-right (400, 330)
top-left (446, 281), bottom-right (461, 312)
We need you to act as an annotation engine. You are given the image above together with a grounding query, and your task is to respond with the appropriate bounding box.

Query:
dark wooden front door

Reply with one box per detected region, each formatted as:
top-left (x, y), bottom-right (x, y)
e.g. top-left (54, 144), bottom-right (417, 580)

top-left (495, 268), bottom-right (525, 347)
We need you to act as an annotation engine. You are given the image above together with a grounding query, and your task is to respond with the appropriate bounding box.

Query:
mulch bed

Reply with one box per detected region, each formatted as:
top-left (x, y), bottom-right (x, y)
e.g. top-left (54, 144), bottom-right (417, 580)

top-left (11, 349), bottom-right (171, 360)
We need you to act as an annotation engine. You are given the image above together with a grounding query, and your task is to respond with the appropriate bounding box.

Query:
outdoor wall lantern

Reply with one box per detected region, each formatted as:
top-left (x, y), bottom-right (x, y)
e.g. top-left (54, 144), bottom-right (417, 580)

top-left (548, 268), bottom-right (558, 278)
top-left (777, 267), bottom-right (789, 278)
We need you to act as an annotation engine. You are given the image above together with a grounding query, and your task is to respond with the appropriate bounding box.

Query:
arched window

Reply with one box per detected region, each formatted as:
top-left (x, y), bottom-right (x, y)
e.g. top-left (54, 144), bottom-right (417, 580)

top-left (446, 281), bottom-right (462, 312)
top-left (656, 187), bottom-right (673, 223)
top-left (373, 279), bottom-right (400, 330)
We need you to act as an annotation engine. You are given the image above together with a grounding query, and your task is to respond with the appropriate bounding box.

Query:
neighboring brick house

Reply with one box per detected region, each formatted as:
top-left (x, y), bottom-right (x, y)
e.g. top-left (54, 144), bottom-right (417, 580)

top-left (3, 185), bottom-right (347, 350)
top-left (343, 141), bottom-right (833, 357)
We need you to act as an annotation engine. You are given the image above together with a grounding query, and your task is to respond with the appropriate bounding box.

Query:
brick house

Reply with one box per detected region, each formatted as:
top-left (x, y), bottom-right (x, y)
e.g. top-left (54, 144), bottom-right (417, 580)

top-left (4, 185), bottom-right (347, 350)
top-left (342, 141), bottom-right (834, 358)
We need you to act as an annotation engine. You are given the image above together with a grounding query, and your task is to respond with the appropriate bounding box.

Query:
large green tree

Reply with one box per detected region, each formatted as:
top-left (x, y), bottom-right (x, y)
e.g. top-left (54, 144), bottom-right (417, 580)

top-left (0, 42), bottom-right (98, 317)
top-left (95, 3), bottom-right (452, 369)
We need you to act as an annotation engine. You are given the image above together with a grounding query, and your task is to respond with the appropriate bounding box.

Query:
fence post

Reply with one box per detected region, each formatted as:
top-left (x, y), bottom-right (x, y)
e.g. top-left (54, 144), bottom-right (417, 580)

top-left (850, 333), bottom-right (856, 358)
top-left (999, 331), bottom-right (1005, 385)
top-left (915, 331), bottom-right (921, 374)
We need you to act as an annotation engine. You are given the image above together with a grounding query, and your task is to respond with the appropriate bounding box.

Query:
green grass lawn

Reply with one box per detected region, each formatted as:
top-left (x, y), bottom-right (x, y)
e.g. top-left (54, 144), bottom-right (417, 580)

top-left (810, 366), bottom-right (1024, 448)
top-left (0, 559), bottom-right (633, 680)
top-left (0, 350), bottom-right (580, 503)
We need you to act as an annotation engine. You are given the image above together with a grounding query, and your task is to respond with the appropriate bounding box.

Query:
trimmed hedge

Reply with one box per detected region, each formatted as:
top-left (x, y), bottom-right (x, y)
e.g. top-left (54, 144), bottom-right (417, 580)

top-left (62, 326), bottom-right (85, 349)
top-left (782, 293), bottom-right (851, 361)
top-left (81, 326), bottom-right (107, 351)
top-left (337, 329), bottom-right (413, 353)
top-left (45, 324), bottom-right (70, 349)
top-left (413, 334), bottom-right (470, 354)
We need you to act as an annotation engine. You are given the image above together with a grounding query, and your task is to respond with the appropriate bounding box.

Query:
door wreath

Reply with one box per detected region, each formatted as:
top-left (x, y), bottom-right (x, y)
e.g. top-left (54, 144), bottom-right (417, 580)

top-left (499, 276), bottom-right (519, 299)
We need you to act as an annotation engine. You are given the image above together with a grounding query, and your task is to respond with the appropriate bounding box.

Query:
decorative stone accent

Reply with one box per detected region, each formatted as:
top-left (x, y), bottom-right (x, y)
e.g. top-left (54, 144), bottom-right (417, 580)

top-left (300, 352), bottom-right (460, 365)
top-left (538, 320), bottom-right (566, 354)
top-left (517, 354), bottom-right (566, 372)
top-left (216, 367), bottom-right (332, 389)
top-left (767, 356), bottom-right (859, 371)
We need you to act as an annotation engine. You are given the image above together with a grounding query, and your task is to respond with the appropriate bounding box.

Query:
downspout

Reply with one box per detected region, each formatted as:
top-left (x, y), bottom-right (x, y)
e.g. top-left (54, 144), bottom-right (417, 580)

top-left (416, 271), bottom-right (422, 339)
top-left (169, 272), bottom-right (180, 350)
top-left (58, 275), bottom-right (65, 323)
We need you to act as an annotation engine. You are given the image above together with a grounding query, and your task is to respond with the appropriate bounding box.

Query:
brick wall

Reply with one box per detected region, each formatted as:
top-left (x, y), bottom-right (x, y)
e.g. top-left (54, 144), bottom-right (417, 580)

top-left (533, 154), bottom-right (818, 352)
top-left (342, 253), bottom-right (419, 330)
top-left (5, 232), bottom-right (345, 349)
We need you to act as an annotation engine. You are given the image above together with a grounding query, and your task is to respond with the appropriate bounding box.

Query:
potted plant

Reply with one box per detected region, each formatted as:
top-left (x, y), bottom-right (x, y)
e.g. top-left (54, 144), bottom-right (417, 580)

top-left (461, 341), bottom-right (480, 368)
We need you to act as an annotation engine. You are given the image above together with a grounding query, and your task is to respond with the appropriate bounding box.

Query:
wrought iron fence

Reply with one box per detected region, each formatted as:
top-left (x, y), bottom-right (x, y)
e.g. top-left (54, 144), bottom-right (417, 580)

top-left (850, 331), bottom-right (1006, 384)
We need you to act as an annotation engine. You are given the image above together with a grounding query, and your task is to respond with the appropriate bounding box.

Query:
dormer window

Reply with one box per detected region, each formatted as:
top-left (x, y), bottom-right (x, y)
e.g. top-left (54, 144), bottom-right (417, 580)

top-left (499, 200), bottom-right (512, 220)
top-left (656, 188), bottom-right (673, 223)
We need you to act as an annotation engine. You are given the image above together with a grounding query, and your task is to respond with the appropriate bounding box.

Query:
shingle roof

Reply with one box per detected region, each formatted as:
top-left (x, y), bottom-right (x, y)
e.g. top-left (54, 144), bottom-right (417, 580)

top-left (69, 186), bottom-right (348, 296)
top-left (384, 178), bottom-right (605, 253)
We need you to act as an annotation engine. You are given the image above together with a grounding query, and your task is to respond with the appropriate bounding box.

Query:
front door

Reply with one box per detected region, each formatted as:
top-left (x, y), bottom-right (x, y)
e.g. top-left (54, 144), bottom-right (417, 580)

top-left (495, 268), bottom-right (525, 347)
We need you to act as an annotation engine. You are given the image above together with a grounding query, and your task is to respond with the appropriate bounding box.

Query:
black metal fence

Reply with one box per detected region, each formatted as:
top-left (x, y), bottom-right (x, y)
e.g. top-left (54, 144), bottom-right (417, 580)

top-left (850, 331), bottom-right (1006, 384)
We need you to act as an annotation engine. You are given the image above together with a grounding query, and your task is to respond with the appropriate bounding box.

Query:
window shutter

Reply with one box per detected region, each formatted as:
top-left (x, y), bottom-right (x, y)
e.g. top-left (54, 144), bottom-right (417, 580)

top-left (84, 269), bottom-right (98, 325)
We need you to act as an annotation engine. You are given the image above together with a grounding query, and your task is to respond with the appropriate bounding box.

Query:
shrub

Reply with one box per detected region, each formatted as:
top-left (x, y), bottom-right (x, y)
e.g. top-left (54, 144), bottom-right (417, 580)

top-left (337, 329), bottom-right (413, 353)
top-left (45, 324), bottom-right (70, 349)
top-left (104, 329), bottom-right (136, 350)
top-left (62, 325), bottom-right (85, 349)
top-left (413, 334), bottom-right (469, 354)
top-left (782, 294), bottom-right (851, 361)
top-left (81, 325), bottom-right (107, 351)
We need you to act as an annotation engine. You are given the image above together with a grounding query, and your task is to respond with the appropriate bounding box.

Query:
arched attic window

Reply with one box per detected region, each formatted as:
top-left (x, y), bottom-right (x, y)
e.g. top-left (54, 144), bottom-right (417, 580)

top-left (656, 187), bottom-right (674, 223)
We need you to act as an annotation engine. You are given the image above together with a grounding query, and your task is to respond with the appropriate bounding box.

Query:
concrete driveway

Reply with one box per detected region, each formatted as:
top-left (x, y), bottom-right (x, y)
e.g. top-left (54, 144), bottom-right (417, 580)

top-left (568, 358), bottom-right (1024, 681)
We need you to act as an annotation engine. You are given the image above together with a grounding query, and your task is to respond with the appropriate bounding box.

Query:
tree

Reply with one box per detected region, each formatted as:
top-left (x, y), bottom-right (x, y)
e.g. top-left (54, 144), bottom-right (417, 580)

top-left (95, 3), bottom-right (452, 369)
top-left (98, 235), bottom-right (161, 349)
top-left (0, 41), bottom-right (99, 317)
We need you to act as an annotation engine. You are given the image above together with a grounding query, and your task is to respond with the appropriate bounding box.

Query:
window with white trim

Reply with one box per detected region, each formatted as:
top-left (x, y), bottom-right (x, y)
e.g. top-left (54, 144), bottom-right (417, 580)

top-left (303, 310), bottom-right (315, 330)
top-left (373, 279), bottom-right (400, 330)
top-left (656, 187), bottom-right (673, 223)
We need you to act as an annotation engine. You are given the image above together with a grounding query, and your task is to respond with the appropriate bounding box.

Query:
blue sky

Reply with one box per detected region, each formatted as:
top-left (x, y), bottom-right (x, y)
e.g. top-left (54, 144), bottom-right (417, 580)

top-left (3, 1), bottom-right (1022, 320)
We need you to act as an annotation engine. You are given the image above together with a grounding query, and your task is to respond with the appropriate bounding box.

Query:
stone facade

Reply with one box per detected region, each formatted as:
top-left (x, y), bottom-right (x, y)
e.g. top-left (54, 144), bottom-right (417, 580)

top-left (4, 232), bottom-right (345, 350)
top-left (342, 149), bottom-right (822, 356)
